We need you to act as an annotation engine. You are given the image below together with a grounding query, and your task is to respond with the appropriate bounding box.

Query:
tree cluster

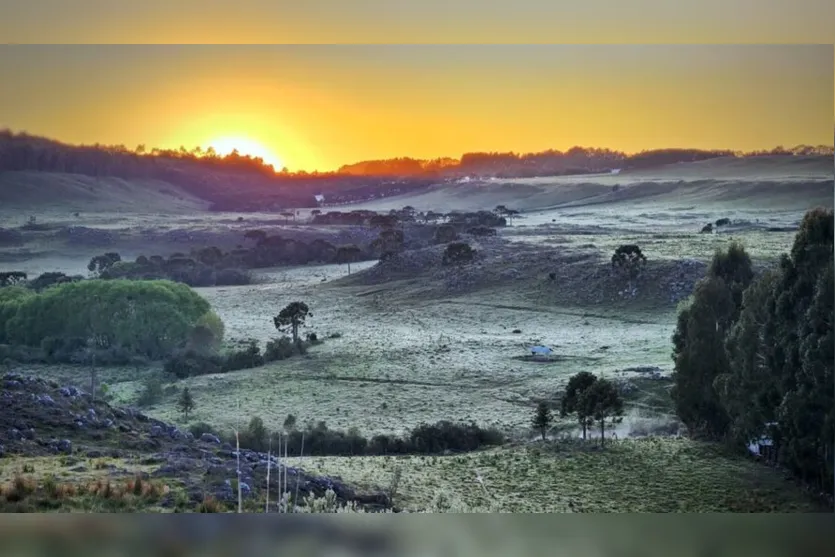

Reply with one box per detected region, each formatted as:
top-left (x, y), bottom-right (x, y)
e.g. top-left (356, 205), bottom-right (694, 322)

top-left (671, 209), bottom-right (834, 495)
top-left (192, 417), bottom-right (505, 457)
top-left (0, 279), bottom-right (216, 363)
top-left (559, 371), bottom-right (624, 445)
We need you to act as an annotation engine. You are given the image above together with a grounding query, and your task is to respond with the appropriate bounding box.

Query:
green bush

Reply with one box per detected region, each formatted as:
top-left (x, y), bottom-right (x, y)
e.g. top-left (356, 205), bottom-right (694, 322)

top-left (1, 279), bottom-right (216, 361)
top-left (163, 350), bottom-right (224, 379)
top-left (264, 336), bottom-right (296, 361)
top-left (222, 341), bottom-right (264, 371)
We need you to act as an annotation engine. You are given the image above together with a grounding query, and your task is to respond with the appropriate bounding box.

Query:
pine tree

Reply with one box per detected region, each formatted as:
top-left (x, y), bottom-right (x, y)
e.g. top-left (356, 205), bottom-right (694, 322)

top-left (532, 401), bottom-right (553, 441)
top-left (177, 387), bottom-right (195, 422)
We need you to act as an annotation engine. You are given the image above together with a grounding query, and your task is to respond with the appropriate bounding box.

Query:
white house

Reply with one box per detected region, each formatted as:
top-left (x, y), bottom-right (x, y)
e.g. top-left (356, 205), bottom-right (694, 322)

top-left (314, 194), bottom-right (325, 205)
top-left (529, 345), bottom-right (553, 357)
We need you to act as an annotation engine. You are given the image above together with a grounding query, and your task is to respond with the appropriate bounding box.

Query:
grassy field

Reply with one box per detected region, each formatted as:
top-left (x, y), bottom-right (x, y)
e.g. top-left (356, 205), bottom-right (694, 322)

top-left (3, 157), bottom-right (831, 512)
top-left (287, 438), bottom-right (824, 512)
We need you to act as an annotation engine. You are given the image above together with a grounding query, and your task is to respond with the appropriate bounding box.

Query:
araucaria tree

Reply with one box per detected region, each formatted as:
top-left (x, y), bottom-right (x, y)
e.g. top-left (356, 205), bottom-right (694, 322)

top-left (532, 401), bottom-right (553, 440)
top-left (579, 378), bottom-right (624, 446)
top-left (560, 371), bottom-right (598, 440)
top-left (335, 245), bottom-right (362, 274)
top-left (177, 387), bottom-right (195, 421)
top-left (273, 301), bottom-right (311, 343)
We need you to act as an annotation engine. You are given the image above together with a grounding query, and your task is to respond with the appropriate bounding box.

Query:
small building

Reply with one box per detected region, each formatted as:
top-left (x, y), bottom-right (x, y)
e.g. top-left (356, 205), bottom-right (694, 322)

top-left (747, 422), bottom-right (778, 462)
top-left (529, 345), bottom-right (553, 357)
top-left (314, 194), bottom-right (325, 205)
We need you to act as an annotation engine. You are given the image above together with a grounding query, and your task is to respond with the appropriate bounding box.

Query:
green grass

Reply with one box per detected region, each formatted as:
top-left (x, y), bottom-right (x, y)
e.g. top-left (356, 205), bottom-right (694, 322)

top-left (287, 438), bottom-right (824, 513)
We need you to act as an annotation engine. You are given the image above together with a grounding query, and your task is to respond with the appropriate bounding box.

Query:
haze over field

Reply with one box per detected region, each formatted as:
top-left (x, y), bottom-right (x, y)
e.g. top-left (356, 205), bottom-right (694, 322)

top-left (0, 44), bottom-right (832, 517)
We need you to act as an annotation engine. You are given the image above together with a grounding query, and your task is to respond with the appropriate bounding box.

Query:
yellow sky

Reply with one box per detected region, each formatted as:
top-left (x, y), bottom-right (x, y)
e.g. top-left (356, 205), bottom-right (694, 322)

top-left (0, 43), bottom-right (831, 171)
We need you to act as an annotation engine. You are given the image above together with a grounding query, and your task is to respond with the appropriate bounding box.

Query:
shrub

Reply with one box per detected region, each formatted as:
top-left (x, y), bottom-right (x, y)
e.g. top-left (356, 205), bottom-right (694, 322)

top-left (136, 375), bottom-right (165, 407)
top-left (163, 350), bottom-right (224, 379)
top-left (264, 336), bottom-right (296, 361)
top-left (222, 341), bottom-right (263, 372)
top-left (442, 242), bottom-right (477, 266)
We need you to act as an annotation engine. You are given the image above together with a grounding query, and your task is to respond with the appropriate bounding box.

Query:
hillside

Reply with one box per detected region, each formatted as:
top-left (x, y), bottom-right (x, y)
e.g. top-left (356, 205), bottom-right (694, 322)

top-left (344, 156), bottom-right (834, 214)
top-left (0, 171), bottom-right (209, 214)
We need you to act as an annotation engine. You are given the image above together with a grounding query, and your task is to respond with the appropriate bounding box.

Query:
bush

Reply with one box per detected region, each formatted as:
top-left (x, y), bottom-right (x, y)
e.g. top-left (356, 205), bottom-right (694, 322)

top-left (222, 341), bottom-right (264, 372)
top-left (188, 421), bottom-right (217, 439)
top-left (136, 376), bottom-right (165, 407)
top-left (264, 336), bottom-right (296, 361)
top-left (215, 417), bottom-right (505, 457)
top-left (163, 350), bottom-right (224, 379)
top-left (442, 242), bottom-right (477, 266)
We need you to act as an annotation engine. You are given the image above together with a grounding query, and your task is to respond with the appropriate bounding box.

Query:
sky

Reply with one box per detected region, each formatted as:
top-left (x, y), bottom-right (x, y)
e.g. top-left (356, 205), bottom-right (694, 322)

top-left (0, 2), bottom-right (833, 172)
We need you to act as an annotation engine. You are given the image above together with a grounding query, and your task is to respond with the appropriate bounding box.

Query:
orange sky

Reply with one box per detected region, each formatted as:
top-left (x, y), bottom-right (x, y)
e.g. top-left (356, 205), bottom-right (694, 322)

top-left (0, 43), bottom-right (832, 171)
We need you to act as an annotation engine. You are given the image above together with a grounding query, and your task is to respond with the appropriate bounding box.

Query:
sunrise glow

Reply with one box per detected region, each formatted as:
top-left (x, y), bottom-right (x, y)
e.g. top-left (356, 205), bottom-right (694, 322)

top-left (207, 136), bottom-right (283, 170)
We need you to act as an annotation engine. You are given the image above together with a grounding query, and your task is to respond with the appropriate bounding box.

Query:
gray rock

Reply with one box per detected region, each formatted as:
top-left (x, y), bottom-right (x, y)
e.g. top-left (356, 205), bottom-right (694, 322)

top-left (3, 380), bottom-right (23, 390)
top-left (36, 394), bottom-right (56, 406)
top-left (149, 426), bottom-right (165, 438)
top-left (200, 433), bottom-right (221, 444)
top-left (56, 439), bottom-right (72, 454)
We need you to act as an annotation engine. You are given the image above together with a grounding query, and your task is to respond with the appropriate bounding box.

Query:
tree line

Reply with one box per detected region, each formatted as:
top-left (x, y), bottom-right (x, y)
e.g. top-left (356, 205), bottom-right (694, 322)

top-left (3, 129), bottom-right (831, 209)
top-left (671, 207), bottom-right (833, 496)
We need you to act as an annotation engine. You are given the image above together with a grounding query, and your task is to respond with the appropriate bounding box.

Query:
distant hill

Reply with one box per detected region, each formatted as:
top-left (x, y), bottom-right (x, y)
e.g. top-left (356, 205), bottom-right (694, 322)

top-left (0, 171), bottom-right (209, 213)
top-left (1, 129), bottom-right (831, 212)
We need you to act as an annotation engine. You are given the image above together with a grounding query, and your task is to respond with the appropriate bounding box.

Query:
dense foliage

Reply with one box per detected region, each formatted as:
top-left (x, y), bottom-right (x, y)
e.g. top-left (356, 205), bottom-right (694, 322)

top-left (0, 279), bottom-right (215, 362)
top-left (672, 209), bottom-right (834, 495)
top-left (193, 418), bottom-right (505, 457)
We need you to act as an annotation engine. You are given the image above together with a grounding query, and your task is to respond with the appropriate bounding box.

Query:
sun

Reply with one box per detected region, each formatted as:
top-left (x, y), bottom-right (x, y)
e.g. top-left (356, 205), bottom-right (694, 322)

top-left (207, 136), bottom-right (283, 170)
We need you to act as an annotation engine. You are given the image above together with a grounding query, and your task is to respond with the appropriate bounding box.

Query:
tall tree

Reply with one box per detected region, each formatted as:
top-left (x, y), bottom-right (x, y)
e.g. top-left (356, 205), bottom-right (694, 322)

top-left (579, 378), bottom-right (624, 446)
top-left (560, 371), bottom-right (598, 440)
top-left (177, 387), bottom-right (195, 421)
top-left (532, 401), bottom-right (553, 441)
top-left (273, 301), bottom-right (311, 343)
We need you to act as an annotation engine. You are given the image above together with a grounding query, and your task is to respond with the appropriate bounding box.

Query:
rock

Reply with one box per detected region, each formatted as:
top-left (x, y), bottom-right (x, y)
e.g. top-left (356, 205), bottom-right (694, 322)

top-left (86, 450), bottom-right (104, 458)
top-left (201, 433), bottom-right (221, 444)
top-left (3, 380), bottom-right (23, 390)
top-left (9, 428), bottom-right (22, 440)
top-left (56, 439), bottom-right (72, 454)
top-left (102, 419), bottom-right (114, 429)
top-left (149, 426), bottom-right (165, 438)
top-left (184, 432), bottom-right (194, 442)
top-left (59, 386), bottom-right (85, 398)
top-left (36, 394), bottom-right (56, 406)
top-left (23, 428), bottom-right (35, 440)
top-left (69, 465), bottom-right (88, 473)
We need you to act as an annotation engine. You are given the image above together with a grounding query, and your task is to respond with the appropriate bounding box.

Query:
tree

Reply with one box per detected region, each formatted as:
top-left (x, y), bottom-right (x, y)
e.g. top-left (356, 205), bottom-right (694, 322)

top-left (579, 378), bottom-right (624, 446)
top-left (0, 271), bottom-right (27, 287)
top-left (335, 245), bottom-right (362, 274)
top-left (87, 252), bottom-right (122, 276)
top-left (671, 276), bottom-right (734, 439)
top-left (671, 242), bottom-right (754, 441)
top-left (177, 387), bottom-right (195, 421)
top-left (442, 242), bottom-right (476, 266)
top-left (532, 401), bottom-right (553, 440)
top-left (560, 371), bottom-right (598, 440)
top-left (273, 301), bottom-right (311, 343)
top-left (611, 244), bottom-right (647, 278)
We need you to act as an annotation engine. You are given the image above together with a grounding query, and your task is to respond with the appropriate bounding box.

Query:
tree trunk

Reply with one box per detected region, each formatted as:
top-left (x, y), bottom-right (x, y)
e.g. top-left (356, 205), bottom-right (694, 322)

top-left (600, 419), bottom-right (605, 447)
top-left (292, 320), bottom-right (299, 343)
top-left (348, 262), bottom-right (352, 274)
top-left (581, 421), bottom-right (587, 440)
top-left (540, 428), bottom-right (546, 441)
